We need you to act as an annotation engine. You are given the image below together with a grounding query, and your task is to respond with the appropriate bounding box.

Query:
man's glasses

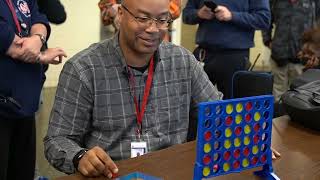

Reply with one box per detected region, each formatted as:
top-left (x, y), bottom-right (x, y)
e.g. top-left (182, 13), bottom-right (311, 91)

top-left (122, 5), bottom-right (173, 29)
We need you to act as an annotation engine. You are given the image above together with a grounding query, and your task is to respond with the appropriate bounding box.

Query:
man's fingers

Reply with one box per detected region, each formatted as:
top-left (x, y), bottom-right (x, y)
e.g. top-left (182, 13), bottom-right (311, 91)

top-left (88, 155), bottom-right (106, 174)
top-left (95, 148), bottom-right (118, 175)
top-left (82, 163), bottom-right (100, 177)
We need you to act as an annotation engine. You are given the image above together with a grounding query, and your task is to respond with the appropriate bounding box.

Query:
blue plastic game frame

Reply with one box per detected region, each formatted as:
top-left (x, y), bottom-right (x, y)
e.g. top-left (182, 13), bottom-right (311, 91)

top-left (115, 172), bottom-right (163, 180)
top-left (194, 95), bottom-right (280, 180)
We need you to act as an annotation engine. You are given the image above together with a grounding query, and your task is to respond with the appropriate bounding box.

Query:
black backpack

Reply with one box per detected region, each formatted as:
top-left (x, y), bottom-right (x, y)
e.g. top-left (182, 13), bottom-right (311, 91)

top-left (281, 69), bottom-right (320, 130)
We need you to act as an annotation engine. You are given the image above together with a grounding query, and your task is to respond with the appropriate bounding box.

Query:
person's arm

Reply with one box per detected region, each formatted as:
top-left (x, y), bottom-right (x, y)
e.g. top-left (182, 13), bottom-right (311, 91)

top-left (261, 0), bottom-right (274, 47)
top-left (37, 0), bottom-right (66, 24)
top-left (0, 18), bottom-right (15, 54)
top-left (14, 0), bottom-right (50, 63)
top-left (230, 0), bottom-right (271, 30)
top-left (0, 17), bottom-right (23, 57)
top-left (182, 0), bottom-right (203, 25)
top-left (44, 61), bottom-right (94, 174)
top-left (44, 60), bottom-right (118, 176)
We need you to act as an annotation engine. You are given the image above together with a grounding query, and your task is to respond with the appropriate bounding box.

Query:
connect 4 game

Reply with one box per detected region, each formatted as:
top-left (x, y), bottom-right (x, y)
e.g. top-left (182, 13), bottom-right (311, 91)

top-left (194, 95), bottom-right (280, 180)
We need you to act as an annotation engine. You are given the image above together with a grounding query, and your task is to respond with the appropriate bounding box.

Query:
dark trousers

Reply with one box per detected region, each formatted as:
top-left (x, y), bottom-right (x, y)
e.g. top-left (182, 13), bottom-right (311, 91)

top-left (194, 47), bottom-right (249, 99)
top-left (0, 116), bottom-right (36, 180)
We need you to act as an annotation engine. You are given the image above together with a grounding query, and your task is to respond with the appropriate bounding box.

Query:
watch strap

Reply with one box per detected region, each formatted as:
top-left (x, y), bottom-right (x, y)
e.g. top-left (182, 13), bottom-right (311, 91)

top-left (34, 33), bottom-right (46, 45)
top-left (73, 149), bottom-right (88, 170)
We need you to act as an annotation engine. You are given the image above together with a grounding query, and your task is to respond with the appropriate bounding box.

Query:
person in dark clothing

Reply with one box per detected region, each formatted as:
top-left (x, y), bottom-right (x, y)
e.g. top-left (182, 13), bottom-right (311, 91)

top-left (0, 0), bottom-right (66, 179)
top-left (37, 0), bottom-right (66, 24)
top-left (262, 0), bottom-right (320, 102)
top-left (182, 0), bottom-right (271, 99)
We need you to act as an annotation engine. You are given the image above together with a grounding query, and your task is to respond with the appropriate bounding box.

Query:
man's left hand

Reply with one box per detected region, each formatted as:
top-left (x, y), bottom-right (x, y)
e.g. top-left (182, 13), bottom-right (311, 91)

top-left (215, 6), bottom-right (232, 21)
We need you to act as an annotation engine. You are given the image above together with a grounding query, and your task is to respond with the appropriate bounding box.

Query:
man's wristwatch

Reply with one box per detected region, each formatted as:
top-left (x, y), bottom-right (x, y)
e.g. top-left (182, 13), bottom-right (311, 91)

top-left (34, 33), bottom-right (46, 45)
top-left (73, 149), bottom-right (88, 170)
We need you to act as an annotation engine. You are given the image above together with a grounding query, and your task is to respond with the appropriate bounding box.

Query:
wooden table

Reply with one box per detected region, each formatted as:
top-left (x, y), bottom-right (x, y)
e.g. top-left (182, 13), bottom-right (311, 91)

top-left (54, 116), bottom-right (320, 180)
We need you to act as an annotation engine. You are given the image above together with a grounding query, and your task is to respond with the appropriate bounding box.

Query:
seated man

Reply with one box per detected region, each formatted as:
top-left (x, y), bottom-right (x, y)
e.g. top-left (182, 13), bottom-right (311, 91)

top-left (44, 0), bottom-right (222, 178)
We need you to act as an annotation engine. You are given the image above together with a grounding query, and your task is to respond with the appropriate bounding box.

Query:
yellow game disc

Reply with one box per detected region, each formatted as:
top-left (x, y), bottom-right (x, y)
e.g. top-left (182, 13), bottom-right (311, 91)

top-left (236, 103), bottom-right (243, 113)
top-left (223, 163), bottom-right (230, 172)
top-left (244, 136), bottom-right (250, 145)
top-left (252, 145), bottom-right (259, 155)
top-left (254, 112), bottom-right (261, 121)
top-left (225, 128), bottom-right (232, 138)
top-left (242, 158), bottom-right (249, 167)
top-left (204, 143), bottom-right (211, 153)
top-left (235, 115), bottom-right (242, 124)
top-left (224, 139), bottom-right (232, 149)
top-left (226, 104), bottom-right (233, 114)
top-left (203, 167), bottom-right (210, 177)
top-left (244, 125), bottom-right (251, 134)
top-left (234, 137), bottom-right (241, 147)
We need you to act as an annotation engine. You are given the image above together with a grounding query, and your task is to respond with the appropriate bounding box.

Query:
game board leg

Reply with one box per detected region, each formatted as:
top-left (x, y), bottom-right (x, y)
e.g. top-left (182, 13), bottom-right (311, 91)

top-left (254, 164), bottom-right (280, 180)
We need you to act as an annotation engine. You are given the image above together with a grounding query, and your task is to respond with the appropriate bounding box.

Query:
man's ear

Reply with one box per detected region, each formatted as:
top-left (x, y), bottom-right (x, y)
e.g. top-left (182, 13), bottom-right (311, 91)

top-left (118, 6), bottom-right (124, 22)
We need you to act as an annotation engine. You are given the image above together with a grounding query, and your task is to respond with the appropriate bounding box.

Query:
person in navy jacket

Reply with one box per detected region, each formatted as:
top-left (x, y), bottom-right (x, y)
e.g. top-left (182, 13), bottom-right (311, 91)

top-left (183, 0), bottom-right (271, 99)
top-left (0, 0), bottom-right (66, 179)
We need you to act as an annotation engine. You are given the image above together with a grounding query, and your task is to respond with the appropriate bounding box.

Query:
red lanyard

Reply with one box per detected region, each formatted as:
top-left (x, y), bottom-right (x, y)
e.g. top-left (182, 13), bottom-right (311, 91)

top-left (5, 0), bottom-right (22, 34)
top-left (128, 56), bottom-right (154, 135)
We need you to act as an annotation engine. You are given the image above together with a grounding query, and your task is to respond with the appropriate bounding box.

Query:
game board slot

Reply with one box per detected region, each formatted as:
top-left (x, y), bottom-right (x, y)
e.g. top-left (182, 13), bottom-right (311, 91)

top-left (204, 118), bottom-right (212, 129)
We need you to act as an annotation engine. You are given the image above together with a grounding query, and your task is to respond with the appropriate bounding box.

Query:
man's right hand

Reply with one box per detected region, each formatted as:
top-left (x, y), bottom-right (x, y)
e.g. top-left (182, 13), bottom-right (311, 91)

top-left (197, 5), bottom-right (215, 20)
top-left (77, 146), bottom-right (119, 178)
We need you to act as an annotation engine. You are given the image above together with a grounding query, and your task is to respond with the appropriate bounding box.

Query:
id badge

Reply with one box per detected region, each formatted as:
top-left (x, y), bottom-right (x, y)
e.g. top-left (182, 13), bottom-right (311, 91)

top-left (131, 141), bottom-right (147, 158)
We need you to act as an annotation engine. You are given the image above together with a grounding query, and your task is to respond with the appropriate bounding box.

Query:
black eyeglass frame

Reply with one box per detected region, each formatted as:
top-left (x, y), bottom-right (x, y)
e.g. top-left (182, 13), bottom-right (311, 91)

top-left (121, 5), bottom-right (173, 29)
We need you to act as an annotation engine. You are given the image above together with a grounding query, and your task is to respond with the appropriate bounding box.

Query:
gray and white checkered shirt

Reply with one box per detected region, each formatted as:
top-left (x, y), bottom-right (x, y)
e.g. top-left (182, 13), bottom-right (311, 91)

top-left (44, 34), bottom-right (222, 173)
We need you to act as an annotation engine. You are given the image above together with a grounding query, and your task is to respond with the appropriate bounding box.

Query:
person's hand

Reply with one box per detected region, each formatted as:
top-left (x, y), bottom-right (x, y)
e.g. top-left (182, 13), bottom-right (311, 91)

top-left (78, 146), bottom-right (119, 178)
top-left (214, 6), bottom-right (232, 21)
top-left (297, 44), bottom-right (320, 69)
top-left (271, 147), bottom-right (281, 160)
top-left (197, 5), bottom-right (215, 20)
top-left (305, 56), bottom-right (319, 69)
top-left (17, 35), bottom-right (43, 62)
top-left (39, 47), bottom-right (67, 64)
top-left (6, 35), bottom-right (25, 60)
top-left (108, 4), bottom-right (120, 19)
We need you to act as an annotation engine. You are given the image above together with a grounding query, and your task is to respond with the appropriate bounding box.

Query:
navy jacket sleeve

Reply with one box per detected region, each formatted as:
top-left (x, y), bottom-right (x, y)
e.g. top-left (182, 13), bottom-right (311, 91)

top-left (182, 0), bottom-right (203, 25)
top-left (30, 0), bottom-right (51, 39)
top-left (37, 0), bottom-right (66, 24)
top-left (231, 0), bottom-right (271, 30)
top-left (0, 17), bottom-right (15, 54)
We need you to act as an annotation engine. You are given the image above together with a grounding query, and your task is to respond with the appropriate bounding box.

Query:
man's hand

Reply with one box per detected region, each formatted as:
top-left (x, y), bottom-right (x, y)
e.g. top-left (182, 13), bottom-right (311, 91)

top-left (215, 6), bottom-right (232, 21)
top-left (78, 146), bottom-right (119, 178)
top-left (17, 35), bottom-right (43, 63)
top-left (197, 5), bottom-right (215, 20)
top-left (271, 147), bottom-right (281, 160)
top-left (39, 47), bottom-right (67, 64)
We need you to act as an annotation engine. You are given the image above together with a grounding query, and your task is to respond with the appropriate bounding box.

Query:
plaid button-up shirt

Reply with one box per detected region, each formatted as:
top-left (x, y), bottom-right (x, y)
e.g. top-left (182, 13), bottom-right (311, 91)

top-left (44, 34), bottom-right (222, 173)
